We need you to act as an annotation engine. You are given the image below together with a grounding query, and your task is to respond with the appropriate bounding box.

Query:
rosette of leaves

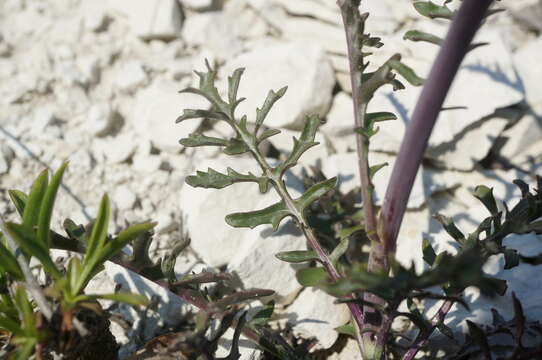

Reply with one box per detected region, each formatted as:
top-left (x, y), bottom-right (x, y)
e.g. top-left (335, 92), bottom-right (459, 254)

top-left (0, 163), bottom-right (153, 358)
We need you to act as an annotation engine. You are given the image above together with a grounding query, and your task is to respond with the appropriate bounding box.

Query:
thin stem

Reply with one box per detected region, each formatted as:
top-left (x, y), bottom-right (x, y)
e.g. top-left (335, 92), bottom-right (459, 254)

top-left (0, 217), bottom-right (54, 321)
top-left (379, 0), bottom-right (494, 255)
top-left (402, 300), bottom-right (454, 360)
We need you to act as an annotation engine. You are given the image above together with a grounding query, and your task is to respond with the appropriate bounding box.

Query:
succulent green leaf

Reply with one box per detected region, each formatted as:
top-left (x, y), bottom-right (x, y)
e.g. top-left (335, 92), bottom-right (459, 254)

top-left (8, 190), bottom-right (27, 218)
top-left (413, 1), bottom-right (455, 20)
top-left (433, 214), bottom-right (465, 242)
top-left (330, 237), bottom-right (350, 264)
top-left (275, 250), bottom-right (319, 263)
top-left (5, 222), bottom-right (61, 280)
top-left (179, 133), bottom-right (230, 147)
top-left (335, 322), bottom-right (356, 337)
top-left (186, 167), bottom-right (269, 193)
top-left (404, 30), bottom-right (443, 45)
top-left (294, 177), bottom-right (337, 216)
top-left (0, 239), bottom-right (23, 280)
top-left (366, 112), bottom-right (397, 123)
top-left (250, 300), bottom-right (275, 326)
top-left (473, 185), bottom-right (499, 215)
top-left (275, 115), bottom-right (321, 177)
top-left (98, 222), bottom-right (157, 267)
top-left (89, 293), bottom-right (150, 307)
top-left (388, 59), bottom-right (424, 86)
top-left (257, 128), bottom-right (281, 144)
top-left (422, 237), bottom-right (437, 266)
top-left (83, 195), bottom-right (110, 266)
top-left (225, 201), bottom-right (292, 231)
top-left (255, 86), bottom-right (288, 134)
top-left (22, 170), bottom-right (49, 229)
top-left (176, 109), bottom-right (229, 123)
top-left (369, 163), bottom-right (388, 180)
top-left (296, 267), bottom-right (328, 287)
top-left (37, 162), bottom-right (68, 247)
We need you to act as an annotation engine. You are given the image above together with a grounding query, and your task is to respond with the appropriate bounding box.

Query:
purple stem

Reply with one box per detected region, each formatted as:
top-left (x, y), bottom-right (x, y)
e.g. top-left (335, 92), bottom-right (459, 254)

top-left (379, 0), bottom-right (494, 255)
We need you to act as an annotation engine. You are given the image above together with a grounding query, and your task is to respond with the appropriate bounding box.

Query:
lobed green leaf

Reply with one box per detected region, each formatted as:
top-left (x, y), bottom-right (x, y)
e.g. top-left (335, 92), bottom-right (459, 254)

top-left (186, 167), bottom-right (269, 193)
top-left (275, 250), bottom-right (319, 263)
top-left (255, 87), bottom-right (288, 134)
top-left (225, 201), bottom-right (292, 231)
top-left (179, 133), bottom-right (229, 147)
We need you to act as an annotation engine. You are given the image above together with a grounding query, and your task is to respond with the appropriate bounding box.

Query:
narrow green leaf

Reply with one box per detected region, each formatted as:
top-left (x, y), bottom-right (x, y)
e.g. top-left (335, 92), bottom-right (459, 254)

top-left (228, 68), bottom-right (245, 106)
top-left (97, 222), bottom-right (156, 268)
top-left (37, 162), bottom-right (68, 247)
top-left (275, 115), bottom-right (321, 177)
top-left (179, 133), bottom-right (229, 147)
top-left (404, 30), bottom-right (442, 45)
top-left (369, 163), bottom-right (388, 180)
top-left (176, 109), bottom-right (229, 123)
top-left (295, 177), bottom-right (337, 216)
top-left (8, 190), bottom-right (28, 218)
top-left (422, 237), bottom-right (437, 266)
top-left (366, 112), bottom-right (397, 123)
top-left (433, 214), bottom-right (465, 242)
top-left (436, 321), bottom-right (454, 339)
top-left (83, 194), bottom-right (110, 267)
top-left (0, 239), bottom-right (23, 280)
top-left (255, 87), bottom-right (288, 134)
top-left (0, 315), bottom-right (24, 335)
top-left (413, 1), bottom-right (455, 20)
top-left (275, 250), bottom-right (319, 263)
top-left (296, 267), bottom-right (328, 287)
top-left (213, 289), bottom-right (274, 309)
top-left (67, 257), bottom-right (82, 293)
top-left (225, 201), bottom-right (292, 231)
top-left (388, 59), bottom-right (424, 86)
top-left (512, 292), bottom-right (525, 344)
top-left (257, 128), bottom-right (281, 144)
top-left (223, 138), bottom-right (250, 155)
top-left (330, 237), bottom-right (349, 264)
top-left (22, 170), bottom-right (49, 228)
top-left (250, 300), bottom-right (275, 326)
top-left (503, 248), bottom-right (520, 269)
top-left (473, 185), bottom-right (499, 215)
top-left (186, 167), bottom-right (269, 193)
top-left (14, 286), bottom-right (35, 330)
top-left (466, 320), bottom-right (491, 358)
top-left (5, 222), bottom-right (61, 280)
top-left (89, 293), bottom-right (150, 307)
top-left (338, 225), bottom-right (364, 240)
top-left (335, 322), bottom-right (356, 337)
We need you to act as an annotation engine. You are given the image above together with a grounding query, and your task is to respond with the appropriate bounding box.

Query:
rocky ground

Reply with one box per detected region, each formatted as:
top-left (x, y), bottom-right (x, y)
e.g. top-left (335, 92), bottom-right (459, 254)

top-left (1, 0), bottom-right (542, 358)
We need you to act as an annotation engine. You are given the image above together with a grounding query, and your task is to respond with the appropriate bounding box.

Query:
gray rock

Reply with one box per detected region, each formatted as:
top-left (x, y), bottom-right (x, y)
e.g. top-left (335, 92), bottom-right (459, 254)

top-left (86, 103), bottom-right (122, 137)
top-left (286, 288), bottom-right (350, 350)
top-left (222, 40), bottom-right (335, 129)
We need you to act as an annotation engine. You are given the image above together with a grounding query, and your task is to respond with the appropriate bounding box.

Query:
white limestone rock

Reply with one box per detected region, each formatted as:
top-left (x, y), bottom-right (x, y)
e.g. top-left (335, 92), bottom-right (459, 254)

top-left (365, 24), bottom-right (524, 168)
top-left (104, 261), bottom-right (195, 341)
top-left (114, 60), bottom-right (148, 93)
top-left (180, 155), bottom-right (304, 267)
top-left (113, 185), bottom-right (137, 210)
top-left (514, 36), bottom-right (542, 106)
top-left (182, 12), bottom-right (243, 60)
top-left (222, 41), bottom-right (335, 129)
top-left (320, 152), bottom-right (459, 209)
top-left (108, 0), bottom-right (183, 40)
top-left (321, 92), bottom-right (355, 137)
top-left (228, 221), bottom-right (306, 303)
top-left (86, 103), bottom-right (122, 137)
top-left (181, 0), bottom-right (215, 11)
top-left (132, 78), bottom-right (207, 153)
top-left (286, 288), bottom-right (350, 350)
